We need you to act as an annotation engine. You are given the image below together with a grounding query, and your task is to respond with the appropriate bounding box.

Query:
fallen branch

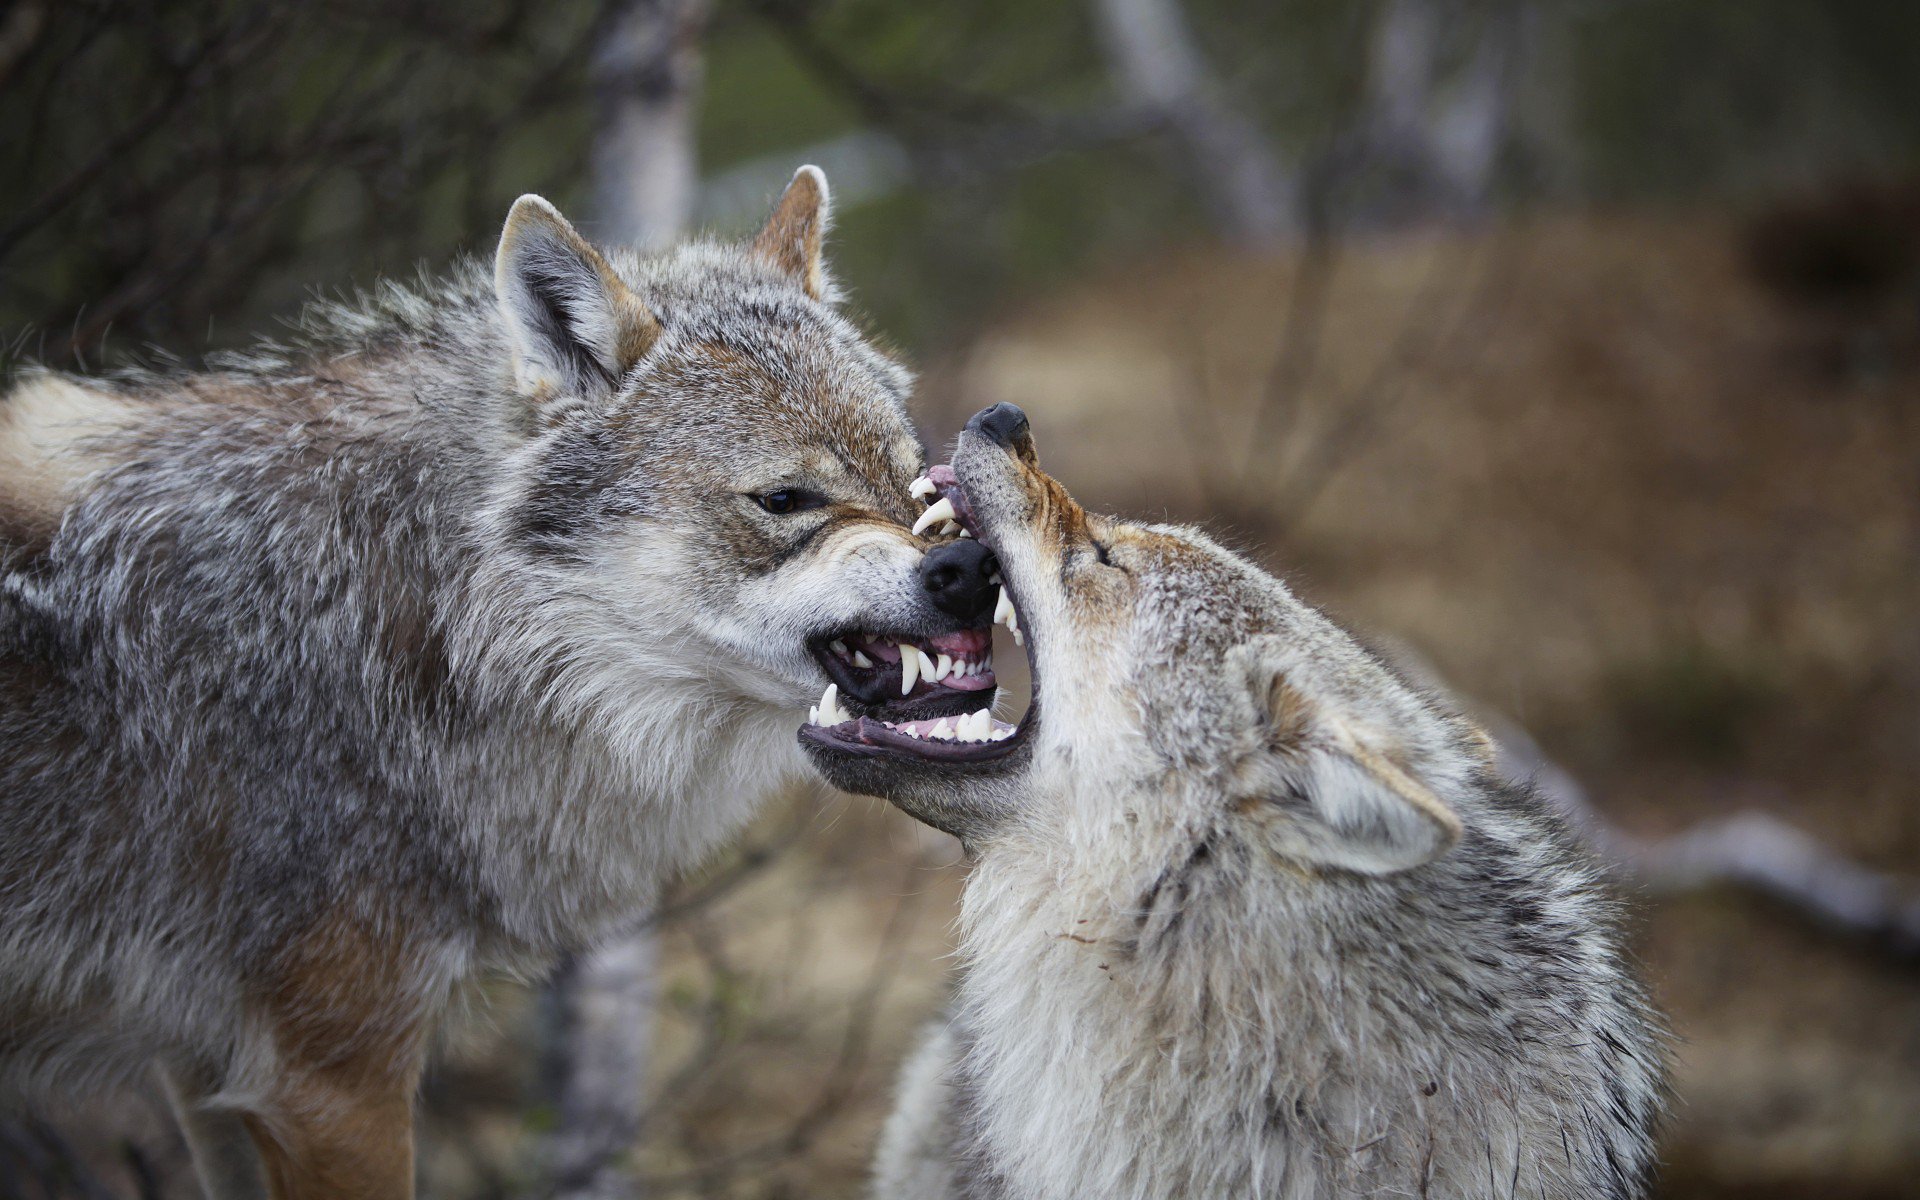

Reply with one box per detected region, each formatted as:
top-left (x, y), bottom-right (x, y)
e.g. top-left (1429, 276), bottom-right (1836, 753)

top-left (1487, 710), bottom-right (1920, 961)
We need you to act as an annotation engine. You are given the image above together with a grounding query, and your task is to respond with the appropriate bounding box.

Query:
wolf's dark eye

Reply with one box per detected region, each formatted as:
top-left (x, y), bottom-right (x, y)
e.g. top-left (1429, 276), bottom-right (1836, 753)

top-left (753, 489), bottom-right (825, 515)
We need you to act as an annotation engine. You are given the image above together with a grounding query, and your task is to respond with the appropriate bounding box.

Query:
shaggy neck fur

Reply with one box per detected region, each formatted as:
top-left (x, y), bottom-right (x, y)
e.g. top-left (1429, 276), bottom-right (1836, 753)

top-left (937, 767), bottom-right (1665, 1200)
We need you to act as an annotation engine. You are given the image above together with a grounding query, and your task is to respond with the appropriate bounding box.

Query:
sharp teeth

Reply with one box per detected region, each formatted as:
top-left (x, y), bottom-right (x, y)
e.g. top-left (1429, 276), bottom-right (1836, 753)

top-left (912, 497), bottom-right (957, 536)
top-left (900, 643), bottom-right (920, 694)
top-left (830, 639), bottom-right (847, 655)
top-left (968, 710), bottom-right (994, 740)
top-left (935, 653), bottom-right (953, 681)
top-left (916, 648), bottom-right (938, 685)
top-left (807, 706), bottom-right (818, 725)
top-left (899, 723), bottom-right (922, 739)
top-left (958, 527), bottom-right (974, 538)
top-left (991, 725), bottom-right (1013, 741)
top-left (852, 650), bottom-right (872, 669)
top-left (817, 682), bottom-right (847, 726)
top-left (910, 475), bottom-right (936, 500)
top-left (941, 520), bottom-right (962, 537)
top-left (930, 718), bottom-right (952, 740)
top-left (994, 587), bottom-right (1013, 626)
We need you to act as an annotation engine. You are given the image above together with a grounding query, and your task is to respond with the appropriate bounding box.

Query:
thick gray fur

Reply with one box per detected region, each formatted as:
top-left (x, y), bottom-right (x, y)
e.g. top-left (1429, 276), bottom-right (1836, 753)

top-left (1, 170), bottom-right (948, 1185)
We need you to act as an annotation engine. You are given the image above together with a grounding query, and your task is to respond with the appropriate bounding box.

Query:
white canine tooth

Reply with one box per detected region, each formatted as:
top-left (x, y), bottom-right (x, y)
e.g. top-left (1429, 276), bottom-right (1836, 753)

top-left (900, 643), bottom-right (919, 694)
top-left (971, 710), bottom-right (994, 740)
top-left (930, 718), bottom-right (952, 740)
top-left (935, 653), bottom-right (953, 681)
top-left (819, 682), bottom-right (844, 725)
top-left (958, 527), bottom-right (974, 538)
top-left (916, 648), bottom-right (938, 685)
top-left (912, 496), bottom-right (957, 536)
top-left (852, 650), bottom-right (872, 669)
top-left (941, 520), bottom-right (962, 537)
top-left (910, 475), bottom-right (936, 500)
top-left (994, 587), bottom-right (1013, 626)
top-left (830, 639), bottom-right (847, 655)
top-left (807, 706), bottom-right (818, 726)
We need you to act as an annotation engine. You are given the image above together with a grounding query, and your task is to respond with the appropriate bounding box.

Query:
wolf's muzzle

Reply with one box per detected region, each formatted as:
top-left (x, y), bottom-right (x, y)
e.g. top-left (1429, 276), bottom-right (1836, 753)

top-left (920, 538), bottom-right (998, 622)
top-left (965, 402), bottom-right (1032, 457)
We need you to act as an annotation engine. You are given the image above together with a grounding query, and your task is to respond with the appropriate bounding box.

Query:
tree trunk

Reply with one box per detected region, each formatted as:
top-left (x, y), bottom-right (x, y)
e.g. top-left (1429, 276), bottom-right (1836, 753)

top-left (1091, 0), bottom-right (1297, 244)
top-left (588, 0), bottom-right (708, 250)
top-left (547, 3), bottom-right (707, 1196)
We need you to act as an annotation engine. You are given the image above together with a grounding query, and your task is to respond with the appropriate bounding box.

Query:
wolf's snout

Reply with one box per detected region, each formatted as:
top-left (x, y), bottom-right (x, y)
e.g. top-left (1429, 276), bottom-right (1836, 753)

top-left (920, 538), bottom-right (999, 621)
top-left (966, 402), bottom-right (1030, 452)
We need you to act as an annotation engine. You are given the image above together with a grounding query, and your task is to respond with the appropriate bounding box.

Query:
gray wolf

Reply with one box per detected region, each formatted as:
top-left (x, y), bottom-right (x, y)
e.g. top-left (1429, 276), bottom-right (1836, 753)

top-left (0, 168), bottom-right (999, 1198)
top-left (802, 404), bottom-right (1669, 1199)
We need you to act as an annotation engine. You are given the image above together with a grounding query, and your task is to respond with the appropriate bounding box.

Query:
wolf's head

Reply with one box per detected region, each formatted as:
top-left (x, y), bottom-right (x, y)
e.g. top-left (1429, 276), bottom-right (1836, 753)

top-left (802, 404), bottom-right (1488, 875)
top-left (477, 169), bottom-right (996, 737)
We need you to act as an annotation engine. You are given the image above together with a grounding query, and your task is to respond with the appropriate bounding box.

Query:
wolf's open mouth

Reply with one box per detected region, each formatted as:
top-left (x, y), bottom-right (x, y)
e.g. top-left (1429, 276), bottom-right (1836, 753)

top-left (800, 465), bottom-right (1035, 765)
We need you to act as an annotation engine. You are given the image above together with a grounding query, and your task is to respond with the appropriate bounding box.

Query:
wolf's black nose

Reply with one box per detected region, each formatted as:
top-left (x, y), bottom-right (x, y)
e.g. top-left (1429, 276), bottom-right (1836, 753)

top-left (966, 403), bottom-right (1029, 450)
top-left (920, 538), bottom-right (998, 621)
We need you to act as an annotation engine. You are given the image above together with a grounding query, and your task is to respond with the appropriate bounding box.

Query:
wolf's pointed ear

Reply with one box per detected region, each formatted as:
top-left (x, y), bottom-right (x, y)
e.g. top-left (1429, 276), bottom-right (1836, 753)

top-left (750, 165), bottom-right (832, 300)
top-left (495, 195), bottom-right (661, 403)
top-left (1233, 637), bottom-right (1464, 876)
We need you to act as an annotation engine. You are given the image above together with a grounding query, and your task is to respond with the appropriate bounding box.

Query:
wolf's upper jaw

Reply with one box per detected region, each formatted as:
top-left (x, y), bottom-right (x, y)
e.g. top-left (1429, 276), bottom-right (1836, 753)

top-left (825, 628), bottom-right (995, 695)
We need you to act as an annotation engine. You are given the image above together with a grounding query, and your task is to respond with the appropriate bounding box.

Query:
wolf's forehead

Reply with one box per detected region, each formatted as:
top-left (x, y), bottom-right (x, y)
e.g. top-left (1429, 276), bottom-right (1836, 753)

top-left (1125, 529), bottom-right (1285, 653)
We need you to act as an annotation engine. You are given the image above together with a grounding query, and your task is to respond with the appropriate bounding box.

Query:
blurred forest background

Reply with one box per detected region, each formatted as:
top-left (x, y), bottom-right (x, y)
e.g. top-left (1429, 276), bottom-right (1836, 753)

top-left (4, 0), bottom-right (1920, 1197)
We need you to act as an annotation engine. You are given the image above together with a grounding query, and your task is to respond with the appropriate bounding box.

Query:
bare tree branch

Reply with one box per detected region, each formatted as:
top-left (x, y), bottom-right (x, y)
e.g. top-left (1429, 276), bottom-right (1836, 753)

top-left (1489, 713), bottom-right (1920, 959)
top-left (541, 9), bottom-right (712, 1195)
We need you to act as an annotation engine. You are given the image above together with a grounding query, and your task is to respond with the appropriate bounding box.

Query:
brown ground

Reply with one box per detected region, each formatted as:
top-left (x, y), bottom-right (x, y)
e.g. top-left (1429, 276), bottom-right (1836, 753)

top-left (20, 207), bottom-right (1920, 1197)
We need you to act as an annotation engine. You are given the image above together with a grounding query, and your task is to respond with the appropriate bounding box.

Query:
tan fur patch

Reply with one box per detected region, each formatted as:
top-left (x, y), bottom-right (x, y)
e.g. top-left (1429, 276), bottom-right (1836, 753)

top-left (246, 1084), bottom-right (414, 1200)
top-left (1265, 677), bottom-right (1317, 745)
top-left (751, 167), bottom-right (829, 300)
top-left (0, 376), bottom-right (142, 538)
top-left (262, 910), bottom-right (429, 1081)
top-left (244, 907), bottom-right (431, 1197)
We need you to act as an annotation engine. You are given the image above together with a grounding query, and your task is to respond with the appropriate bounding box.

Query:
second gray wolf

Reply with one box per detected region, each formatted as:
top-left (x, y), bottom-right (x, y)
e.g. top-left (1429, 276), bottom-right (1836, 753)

top-left (0, 168), bottom-right (1002, 1197)
top-left (803, 405), bottom-right (1669, 1199)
